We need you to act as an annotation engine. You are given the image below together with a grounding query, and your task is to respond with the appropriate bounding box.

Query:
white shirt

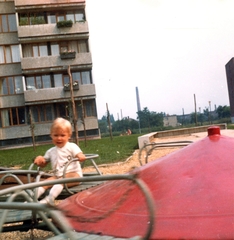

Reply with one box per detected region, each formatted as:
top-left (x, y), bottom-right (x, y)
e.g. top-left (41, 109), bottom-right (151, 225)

top-left (44, 142), bottom-right (83, 177)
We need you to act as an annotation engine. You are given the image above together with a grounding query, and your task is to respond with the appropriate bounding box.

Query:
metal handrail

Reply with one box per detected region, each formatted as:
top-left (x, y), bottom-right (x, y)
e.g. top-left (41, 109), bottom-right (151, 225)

top-left (63, 154), bottom-right (101, 195)
top-left (138, 141), bottom-right (193, 165)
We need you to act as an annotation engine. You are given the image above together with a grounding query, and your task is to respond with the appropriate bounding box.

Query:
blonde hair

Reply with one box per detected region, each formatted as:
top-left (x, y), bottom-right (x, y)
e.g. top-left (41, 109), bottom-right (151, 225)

top-left (50, 118), bottom-right (72, 136)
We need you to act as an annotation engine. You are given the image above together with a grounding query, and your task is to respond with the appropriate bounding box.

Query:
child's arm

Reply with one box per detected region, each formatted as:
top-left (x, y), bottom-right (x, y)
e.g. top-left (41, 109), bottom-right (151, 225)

top-left (34, 155), bottom-right (48, 168)
top-left (76, 152), bottom-right (86, 162)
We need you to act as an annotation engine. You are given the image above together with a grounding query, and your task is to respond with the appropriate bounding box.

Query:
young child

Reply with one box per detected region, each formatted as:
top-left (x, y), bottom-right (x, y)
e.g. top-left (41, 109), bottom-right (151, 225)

top-left (34, 117), bottom-right (86, 205)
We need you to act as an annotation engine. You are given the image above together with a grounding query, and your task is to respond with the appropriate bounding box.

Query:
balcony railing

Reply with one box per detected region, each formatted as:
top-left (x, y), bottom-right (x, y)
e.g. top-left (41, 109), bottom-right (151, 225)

top-left (20, 53), bottom-right (92, 74)
top-left (24, 84), bottom-right (96, 104)
top-left (18, 22), bottom-right (89, 41)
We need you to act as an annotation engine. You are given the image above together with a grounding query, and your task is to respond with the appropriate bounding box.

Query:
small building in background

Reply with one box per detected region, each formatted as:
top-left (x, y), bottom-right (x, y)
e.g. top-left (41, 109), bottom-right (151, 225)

top-left (163, 115), bottom-right (179, 127)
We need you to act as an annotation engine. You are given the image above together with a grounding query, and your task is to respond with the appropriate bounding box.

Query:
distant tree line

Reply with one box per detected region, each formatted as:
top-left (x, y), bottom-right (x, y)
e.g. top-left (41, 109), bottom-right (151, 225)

top-left (98, 105), bottom-right (231, 135)
top-left (178, 105), bottom-right (230, 125)
top-left (98, 107), bottom-right (164, 135)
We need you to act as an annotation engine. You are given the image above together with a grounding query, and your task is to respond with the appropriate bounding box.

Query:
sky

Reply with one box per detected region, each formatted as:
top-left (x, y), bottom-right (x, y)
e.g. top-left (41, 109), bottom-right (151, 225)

top-left (86, 0), bottom-right (234, 120)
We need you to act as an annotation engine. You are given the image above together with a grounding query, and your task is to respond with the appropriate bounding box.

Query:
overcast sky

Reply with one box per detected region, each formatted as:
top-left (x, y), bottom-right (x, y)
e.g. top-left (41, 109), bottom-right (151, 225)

top-left (86, 0), bottom-right (233, 120)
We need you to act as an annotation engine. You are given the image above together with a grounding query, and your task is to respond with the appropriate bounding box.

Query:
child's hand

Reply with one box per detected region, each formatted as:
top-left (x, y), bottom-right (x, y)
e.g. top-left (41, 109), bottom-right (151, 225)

top-left (34, 156), bottom-right (47, 167)
top-left (77, 152), bottom-right (86, 162)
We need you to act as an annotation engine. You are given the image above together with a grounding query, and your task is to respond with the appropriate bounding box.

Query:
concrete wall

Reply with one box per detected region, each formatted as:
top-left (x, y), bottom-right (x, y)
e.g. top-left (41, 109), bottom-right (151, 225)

top-left (0, 63), bottom-right (22, 77)
top-left (24, 84), bottom-right (96, 104)
top-left (156, 124), bottom-right (227, 138)
top-left (0, 33), bottom-right (18, 45)
top-left (21, 53), bottom-right (92, 74)
top-left (138, 124), bottom-right (227, 149)
top-left (0, 2), bottom-right (15, 13)
top-left (0, 117), bottom-right (98, 140)
top-left (0, 94), bottom-right (25, 108)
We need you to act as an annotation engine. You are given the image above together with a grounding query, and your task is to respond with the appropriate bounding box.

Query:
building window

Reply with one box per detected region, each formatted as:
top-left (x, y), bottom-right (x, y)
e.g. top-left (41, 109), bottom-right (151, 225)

top-left (72, 71), bottom-right (92, 85)
top-left (51, 43), bottom-right (59, 56)
top-left (19, 12), bottom-right (46, 26)
top-left (0, 45), bottom-right (20, 64)
top-left (0, 76), bottom-right (23, 95)
top-left (76, 99), bottom-right (97, 118)
top-left (22, 40), bottom-right (87, 58)
top-left (25, 70), bottom-right (91, 91)
top-left (0, 14), bottom-right (17, 32)
top-left (70, 39), bottom-right (88, 53)
top-left (33, 44), bottom-right (48, 57)
top-left (55, 103), bottom-right (70, 119)
top-left (54, 74), bottom-right (63, 87)
top-left (85, 100), bottom-right (97, 117)
top-left (81, 71), bottom-right (92, 84)
top-left (30, 104), bottom-right (53, 123)
top-left (0, 107), bottom-right (26, 127)
top-left (26, 75), bottom-right (52, 90)
top-left (75, 11), bottom-right (85, 22)
top-left (47, 13), bottom-right (56, 24)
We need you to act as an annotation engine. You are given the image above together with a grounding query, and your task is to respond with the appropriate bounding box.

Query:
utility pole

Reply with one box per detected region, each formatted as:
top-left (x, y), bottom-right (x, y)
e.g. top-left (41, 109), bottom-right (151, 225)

top-left (81, 98), bottom-right (87, 146)
top-left (208, 101), bottom-right (211, 124)
top-left (68, 66), bottom-right (79, 145)
top-left (106, 103), bottom-right (113, 141)
top-left (194, 94), bottom-right (198, 126)
top-left (29, 108), bottom-right (36, 151)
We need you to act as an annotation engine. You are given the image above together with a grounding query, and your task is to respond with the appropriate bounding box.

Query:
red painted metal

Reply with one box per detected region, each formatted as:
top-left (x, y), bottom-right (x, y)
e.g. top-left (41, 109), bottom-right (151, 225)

top-left (58, 126), bottom-right (234, 239)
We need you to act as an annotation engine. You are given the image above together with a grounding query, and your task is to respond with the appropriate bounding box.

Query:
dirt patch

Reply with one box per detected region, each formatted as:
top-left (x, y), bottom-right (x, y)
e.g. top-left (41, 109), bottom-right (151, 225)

top-left (82, 132), bottom-right (210, 175)
top-left (82, 147), bottom-right (181, 175)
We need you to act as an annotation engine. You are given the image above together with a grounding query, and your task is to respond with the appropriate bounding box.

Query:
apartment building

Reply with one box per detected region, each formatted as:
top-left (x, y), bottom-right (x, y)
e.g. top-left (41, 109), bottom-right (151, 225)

top-left (0, 0), bottom-right (100, 147)
top-left (225, 57), bottom-right (234, 123)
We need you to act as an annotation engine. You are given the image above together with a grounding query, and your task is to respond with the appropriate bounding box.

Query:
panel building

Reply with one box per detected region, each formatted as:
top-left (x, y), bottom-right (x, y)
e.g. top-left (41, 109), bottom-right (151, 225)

top-left (0, 0), bottom-right (100, 147)
top-left (225, 57), bottom-right (234, 123)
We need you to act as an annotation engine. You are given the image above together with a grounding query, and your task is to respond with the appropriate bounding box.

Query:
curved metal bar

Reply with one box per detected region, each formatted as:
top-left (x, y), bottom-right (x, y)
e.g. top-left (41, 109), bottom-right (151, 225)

top-left (0, 191), bottom-right (76, 238)
top-left (63, 154), bottom-right (100, 195)
top-left (63, 159), bottom-right (80, 195)
top-left (0, 175), bottom-right (135, 198)
top-left (80, 154), bottom-right (101, 174)
top-left (0, 173), bottom-right (33, 198)
top-left (28, 162), bottom-right (41, 183)
top-left (133, 178), bottom-right (155, 240)
top-left (138, 141), bottom-right (193, 165)
top-left (32, 173), bottom-right (45, 224)
top-left (0, 191), bottom-right (61, 235)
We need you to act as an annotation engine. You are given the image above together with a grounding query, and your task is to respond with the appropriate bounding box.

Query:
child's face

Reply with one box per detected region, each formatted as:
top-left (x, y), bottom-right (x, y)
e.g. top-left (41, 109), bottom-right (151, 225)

top-left (51, 127), bottom-right (70, 148)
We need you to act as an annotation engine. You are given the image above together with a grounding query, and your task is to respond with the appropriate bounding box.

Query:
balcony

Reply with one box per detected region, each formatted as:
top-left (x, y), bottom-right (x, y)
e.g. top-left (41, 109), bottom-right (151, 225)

top-left (14, 0), bottom-right (85, 9)
top-left (24, 84), bottom-right (96, 105)
top-left (17, 22), bottom-right (89, 43)
top-left (20, 53), bottom-right (92, 74)
top-left (0, 63), bottom-right (22, 77)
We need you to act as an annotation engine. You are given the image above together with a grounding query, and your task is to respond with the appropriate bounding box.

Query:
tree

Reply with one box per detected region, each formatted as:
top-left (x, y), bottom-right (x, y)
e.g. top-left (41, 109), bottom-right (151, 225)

top-left (98, 113), bottom-right (115, 135)
top-left (112, 117), bottom-right (138, 133)
top-left (137, 107), bottom-right (164, 131)
top-left (216, 105), bottom-right (230, 119)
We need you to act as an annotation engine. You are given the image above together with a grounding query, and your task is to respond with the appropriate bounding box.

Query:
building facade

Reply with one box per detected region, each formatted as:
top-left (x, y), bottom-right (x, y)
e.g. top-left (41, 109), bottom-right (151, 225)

top-left (0, 0), bottom-right (100, 147)
top-left (225, 58), bottom-right (234, 123)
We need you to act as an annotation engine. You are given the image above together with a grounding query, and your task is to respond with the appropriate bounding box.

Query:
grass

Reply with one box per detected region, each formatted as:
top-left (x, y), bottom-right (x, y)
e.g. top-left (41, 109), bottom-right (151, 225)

top-left (1, 134), bottom-right (140, 170)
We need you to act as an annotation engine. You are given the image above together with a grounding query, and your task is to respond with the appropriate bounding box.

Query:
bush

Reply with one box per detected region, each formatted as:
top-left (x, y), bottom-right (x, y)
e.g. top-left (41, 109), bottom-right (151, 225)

top-left (56, 20), bottom-right (73, 28)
